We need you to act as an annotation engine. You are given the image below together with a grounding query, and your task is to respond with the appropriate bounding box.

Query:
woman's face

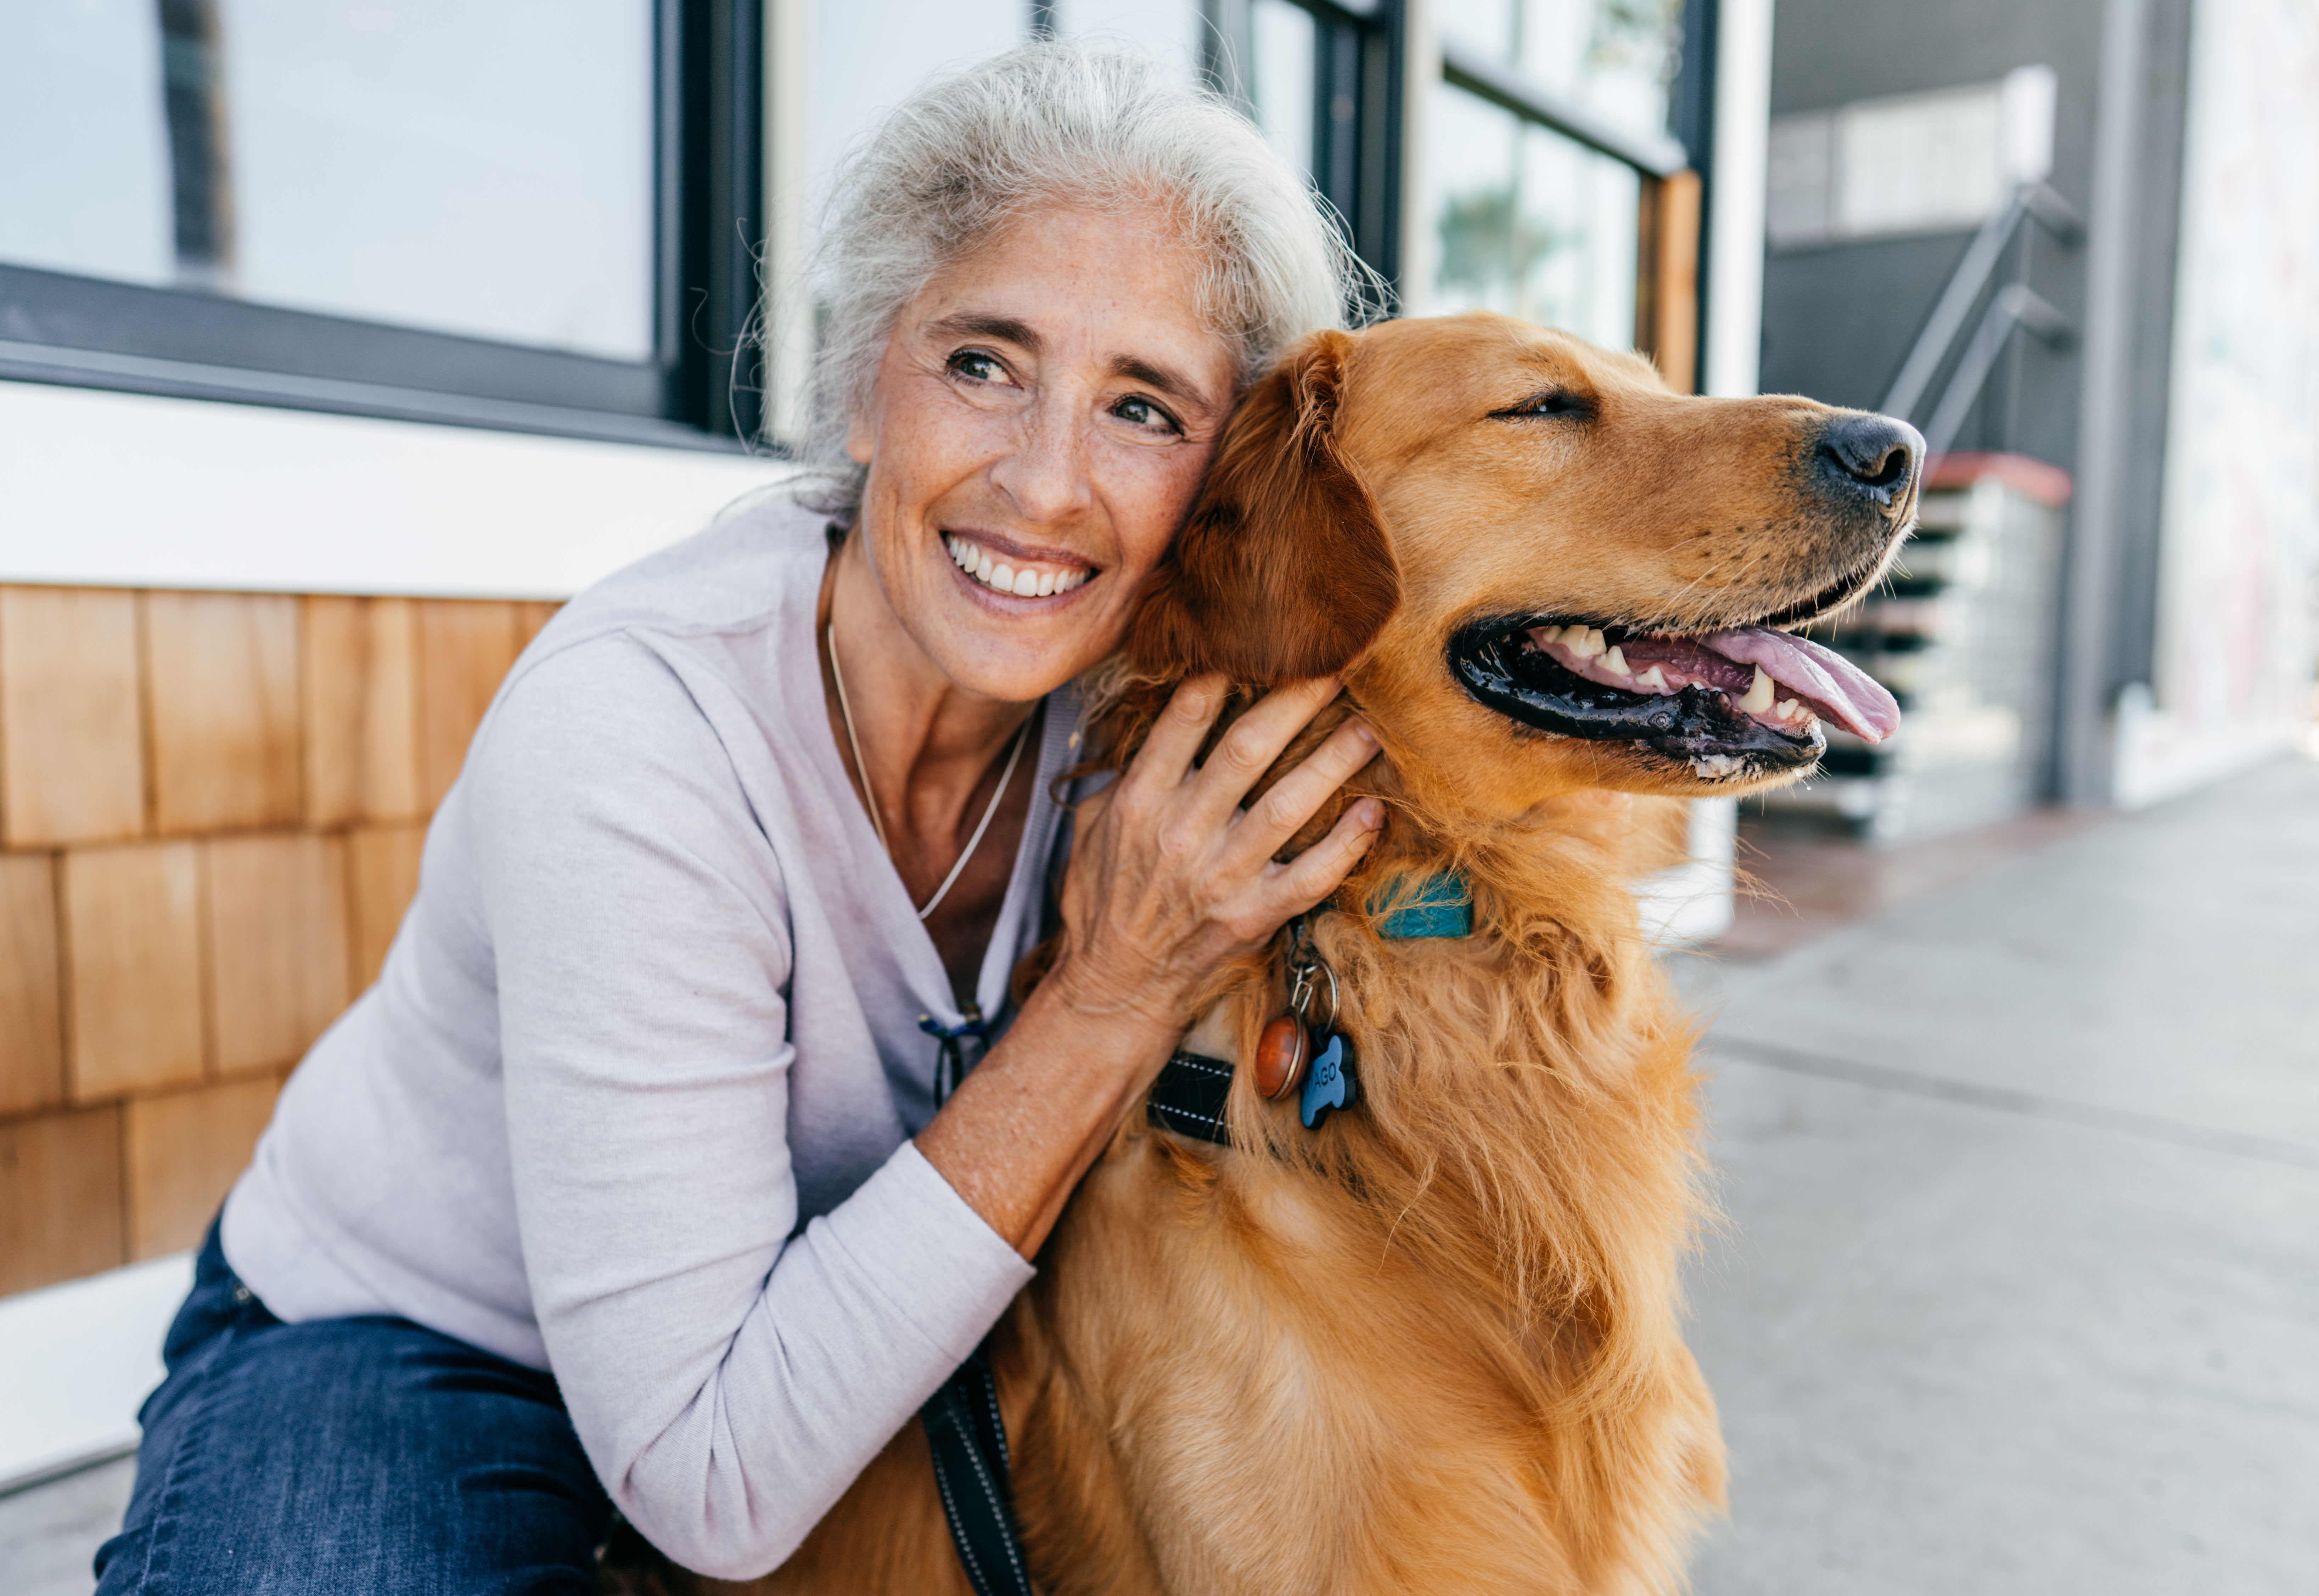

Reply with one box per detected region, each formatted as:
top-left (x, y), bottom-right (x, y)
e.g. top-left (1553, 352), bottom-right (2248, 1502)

top-left (848, 202), bottom-right (1241, 701)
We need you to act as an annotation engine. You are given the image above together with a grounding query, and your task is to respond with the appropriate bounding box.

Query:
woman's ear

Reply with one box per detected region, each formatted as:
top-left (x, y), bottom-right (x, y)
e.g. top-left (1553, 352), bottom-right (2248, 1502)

top-left (1128, 329), bottom-right (1399, 682)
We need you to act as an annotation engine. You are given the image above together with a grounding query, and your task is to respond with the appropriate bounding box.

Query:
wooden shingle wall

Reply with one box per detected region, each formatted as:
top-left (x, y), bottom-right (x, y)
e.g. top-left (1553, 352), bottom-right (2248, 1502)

top-left (0, 587), bottom-right (555, 1295)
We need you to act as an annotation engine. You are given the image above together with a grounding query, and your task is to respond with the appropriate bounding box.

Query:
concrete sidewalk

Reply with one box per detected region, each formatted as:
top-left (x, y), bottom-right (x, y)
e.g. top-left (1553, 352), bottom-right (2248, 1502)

top-left (1677, 754), bottom-right (2319, 1595)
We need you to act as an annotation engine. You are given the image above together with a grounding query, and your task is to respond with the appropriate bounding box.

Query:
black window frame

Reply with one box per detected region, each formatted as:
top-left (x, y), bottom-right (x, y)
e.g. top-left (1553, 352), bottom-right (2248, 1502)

top-left (0, 0), bottom-right (764, 451)
top-left (1188, 0), bottom-right (1408, 298)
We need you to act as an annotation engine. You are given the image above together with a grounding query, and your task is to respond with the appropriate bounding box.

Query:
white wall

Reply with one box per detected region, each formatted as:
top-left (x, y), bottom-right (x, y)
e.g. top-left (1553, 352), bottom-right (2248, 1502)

top-left (1704, 0), bottom-right (1775, 400)
top-left (0, 382), bottom-right (788, 598)
top-left (2111, 0), bottom-right (2319, 807)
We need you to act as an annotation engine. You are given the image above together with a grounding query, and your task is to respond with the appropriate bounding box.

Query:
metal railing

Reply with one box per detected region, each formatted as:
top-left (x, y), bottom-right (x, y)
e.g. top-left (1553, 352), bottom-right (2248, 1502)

top-left (1880, 181), bottom-right (2085, 458)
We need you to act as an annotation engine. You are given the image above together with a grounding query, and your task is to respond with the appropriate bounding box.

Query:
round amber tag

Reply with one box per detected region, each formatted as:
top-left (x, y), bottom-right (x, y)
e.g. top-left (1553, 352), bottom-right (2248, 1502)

top-left (1254, 1015), bottom-right (1310, 1100)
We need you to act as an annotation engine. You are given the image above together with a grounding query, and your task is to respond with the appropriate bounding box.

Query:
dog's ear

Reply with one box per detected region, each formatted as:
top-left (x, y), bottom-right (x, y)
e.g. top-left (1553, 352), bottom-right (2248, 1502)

top-left (1128, 329), bottom-right (1399, 682)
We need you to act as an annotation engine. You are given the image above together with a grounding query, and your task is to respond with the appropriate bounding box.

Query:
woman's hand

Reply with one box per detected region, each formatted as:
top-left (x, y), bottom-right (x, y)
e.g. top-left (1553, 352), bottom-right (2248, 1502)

top-left (916, 675), bottom-right (1382, 1257)
top-left (1047, 675), bottom-right (1385, 1026)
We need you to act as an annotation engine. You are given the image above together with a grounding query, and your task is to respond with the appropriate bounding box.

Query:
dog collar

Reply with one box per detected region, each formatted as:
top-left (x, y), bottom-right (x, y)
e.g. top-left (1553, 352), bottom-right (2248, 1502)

top-left (1147, 875), bottom-right (1471, 1146)
top-left (1372, 872), bottom-right (1473, 939)
top-left (1148, 1050), bottom-right (1235, 1145)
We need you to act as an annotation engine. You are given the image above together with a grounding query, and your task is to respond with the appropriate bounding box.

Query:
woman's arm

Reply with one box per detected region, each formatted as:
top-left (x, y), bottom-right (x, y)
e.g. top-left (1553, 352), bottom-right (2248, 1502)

top-left (473, 641), bottom-right (1040, 1579)
top-left (918, 675), bottom-right (1382, 1256)
top-left (471, 648), bottom-right (1371, 1578)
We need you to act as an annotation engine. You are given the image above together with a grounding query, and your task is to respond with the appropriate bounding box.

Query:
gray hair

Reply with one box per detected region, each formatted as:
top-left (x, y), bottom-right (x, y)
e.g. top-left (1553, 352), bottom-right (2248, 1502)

top-left (794, 41), bottom-right (1378, 512)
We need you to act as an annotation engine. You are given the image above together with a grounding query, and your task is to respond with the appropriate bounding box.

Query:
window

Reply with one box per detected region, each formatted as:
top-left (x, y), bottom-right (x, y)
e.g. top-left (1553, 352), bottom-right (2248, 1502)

top-left (0, 0), bottom-right (762, 447)
top-left (1206, 0), bottom-right (1405, 286)
top-left (1431, 86), bottom-right (1643, 348)
top-left (1425, 0), bottom-right (1700, 382)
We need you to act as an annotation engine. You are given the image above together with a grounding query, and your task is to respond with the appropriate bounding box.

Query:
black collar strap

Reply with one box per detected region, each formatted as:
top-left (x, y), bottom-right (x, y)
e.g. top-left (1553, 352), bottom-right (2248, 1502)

top-left (1147, 1050), bottom-right (1235, 1145)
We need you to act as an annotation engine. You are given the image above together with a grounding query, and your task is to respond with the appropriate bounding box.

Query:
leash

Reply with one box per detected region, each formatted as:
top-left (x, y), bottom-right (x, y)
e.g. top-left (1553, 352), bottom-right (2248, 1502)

top-left (924, 873), bottom-right (1472, 1591)
top-left (920, 1344), bottom-right (1035, 1596)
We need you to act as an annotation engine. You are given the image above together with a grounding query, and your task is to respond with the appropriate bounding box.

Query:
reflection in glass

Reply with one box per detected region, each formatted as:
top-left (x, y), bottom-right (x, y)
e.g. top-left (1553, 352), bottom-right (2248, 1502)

top-left (0, 0), bottom-right (655, 361)
top-left (804, 0), bottom-right (1026, 228)
top-left (1434, 0), bottom-right (1681, 148)
top-left (0, 0), bottom-right (173, 287)
top-left (1246, 0), bottom-right (1317, 177)
top-left (1429, 81), bottom-right (1640, 348)
top-left (1051, 0), bottom-right (1205, 85)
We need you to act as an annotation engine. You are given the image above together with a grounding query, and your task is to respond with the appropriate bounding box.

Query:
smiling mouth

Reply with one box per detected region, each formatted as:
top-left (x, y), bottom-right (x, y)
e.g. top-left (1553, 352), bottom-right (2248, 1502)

top-left (947, 534), bottom-right (1093, 599)
top-left (1450, 616), bottom-right (1902, 781)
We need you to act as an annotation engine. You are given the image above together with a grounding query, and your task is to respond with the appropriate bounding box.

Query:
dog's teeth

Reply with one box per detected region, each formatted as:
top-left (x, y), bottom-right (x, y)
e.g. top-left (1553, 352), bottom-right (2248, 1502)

top-left (1737, 667), bottom-right (1776, 715)
top-left (1602, 646), bottom-right (1631, 677)
top-left (1537, 624), bottom-right (1564, 644)
top-left (1775, 698), bottom-right (1799, 720)
top-left (1635, 664), bottom-right (1669, 692)
top-left (1570, 628), bottom-right (1606, 659)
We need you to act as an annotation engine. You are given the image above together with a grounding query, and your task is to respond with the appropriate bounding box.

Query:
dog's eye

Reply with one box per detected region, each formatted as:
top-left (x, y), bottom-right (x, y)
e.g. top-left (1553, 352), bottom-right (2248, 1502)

top-left (1492, 390), bottom-right (1589, 420)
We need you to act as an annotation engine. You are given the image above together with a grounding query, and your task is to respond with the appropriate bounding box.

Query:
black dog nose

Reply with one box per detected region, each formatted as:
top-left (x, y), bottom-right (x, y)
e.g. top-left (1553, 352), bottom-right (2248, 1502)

top-left (1818, 412), bottom-right (1924, 497)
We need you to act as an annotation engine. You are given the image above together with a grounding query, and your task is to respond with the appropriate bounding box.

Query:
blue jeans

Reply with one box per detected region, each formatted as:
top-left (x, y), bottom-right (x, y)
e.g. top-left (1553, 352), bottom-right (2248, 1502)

top-left (94, 1222), bottom-right (614, 1594)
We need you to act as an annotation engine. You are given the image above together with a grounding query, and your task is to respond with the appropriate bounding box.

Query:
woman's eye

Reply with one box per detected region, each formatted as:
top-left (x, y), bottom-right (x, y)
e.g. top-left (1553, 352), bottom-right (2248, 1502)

top-left (1112, 394), bottom-right (1181, 434)
top-left (947, 349), bottom-right (1009, 384)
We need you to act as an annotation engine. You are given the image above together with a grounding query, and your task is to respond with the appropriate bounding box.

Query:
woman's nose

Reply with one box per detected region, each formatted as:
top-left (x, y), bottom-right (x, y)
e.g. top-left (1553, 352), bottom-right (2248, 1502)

top-left (988, 406), bottom-right (1093, 526)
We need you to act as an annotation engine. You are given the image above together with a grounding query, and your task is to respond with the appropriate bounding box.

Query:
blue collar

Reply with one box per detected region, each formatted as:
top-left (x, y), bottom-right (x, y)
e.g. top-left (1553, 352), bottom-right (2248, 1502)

top-left (1371, 872), bottom-right (1473, 939)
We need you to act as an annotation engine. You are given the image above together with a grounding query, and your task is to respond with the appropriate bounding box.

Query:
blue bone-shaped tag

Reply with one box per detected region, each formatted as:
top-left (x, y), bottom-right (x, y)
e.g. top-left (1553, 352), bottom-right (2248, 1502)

top-left (1299, 1032), bottom-right (1357, 1128)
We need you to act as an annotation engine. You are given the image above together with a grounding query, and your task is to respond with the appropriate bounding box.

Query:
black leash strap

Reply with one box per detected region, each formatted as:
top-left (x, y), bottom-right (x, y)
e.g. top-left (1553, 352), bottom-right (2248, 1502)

top-left (921, 1344), bottom-right (1035, 1596)
top-left (921, 1055), bottom-right (1235, 1595)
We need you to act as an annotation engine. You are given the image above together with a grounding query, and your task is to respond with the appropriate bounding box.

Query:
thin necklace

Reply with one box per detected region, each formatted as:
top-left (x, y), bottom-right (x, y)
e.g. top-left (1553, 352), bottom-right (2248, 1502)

top-left (826, 621), bottom-right (1029, 922)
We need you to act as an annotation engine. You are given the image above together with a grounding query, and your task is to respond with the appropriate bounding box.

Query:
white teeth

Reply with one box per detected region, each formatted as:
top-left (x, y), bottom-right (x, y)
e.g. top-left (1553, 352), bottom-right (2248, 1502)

top-left (1570, 627), bottom-right (1606, 659)
top-left (1737, 666), bottom-right (1776, 716)
top-left (947, 536), bottom-right (1089, 597)
top-left (1635, 664), bottom-right (1669, 692)
top-left (1601, 645), bottom-right (1631, 677)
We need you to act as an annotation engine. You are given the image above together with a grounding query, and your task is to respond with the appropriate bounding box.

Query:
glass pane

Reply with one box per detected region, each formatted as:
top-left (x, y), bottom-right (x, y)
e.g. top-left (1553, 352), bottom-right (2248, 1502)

top-left (1247, 0), bottom-right (1317, 177)
top-left (1434, 0), bottom-right (1682, 151)
top-left (1052, 0), bottom-right (1205, 86)
top-left (805, 0), bottom-right (1027, 224)
top-left (0, 0), bottom-right (656, 362)
top-left (1429, 79), bottom-right (1640, 348)
top-left (0, 0), bottom-right (174, 287)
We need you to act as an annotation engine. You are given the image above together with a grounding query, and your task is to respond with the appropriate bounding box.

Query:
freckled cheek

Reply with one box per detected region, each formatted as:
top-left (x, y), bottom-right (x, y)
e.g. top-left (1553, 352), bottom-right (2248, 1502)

top-left (1092, 444), bottom-right (1213, 576)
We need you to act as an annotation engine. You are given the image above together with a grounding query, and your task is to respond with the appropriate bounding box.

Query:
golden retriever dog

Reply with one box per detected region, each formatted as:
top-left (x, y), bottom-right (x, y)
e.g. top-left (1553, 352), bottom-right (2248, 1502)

top-left (618, 311), bottom-right (1919, 1596)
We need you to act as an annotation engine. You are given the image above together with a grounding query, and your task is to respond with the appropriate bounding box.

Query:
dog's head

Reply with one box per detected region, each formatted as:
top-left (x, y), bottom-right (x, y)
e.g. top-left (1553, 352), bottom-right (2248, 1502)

top-left (1129, 313), bottom-right (1920, 816)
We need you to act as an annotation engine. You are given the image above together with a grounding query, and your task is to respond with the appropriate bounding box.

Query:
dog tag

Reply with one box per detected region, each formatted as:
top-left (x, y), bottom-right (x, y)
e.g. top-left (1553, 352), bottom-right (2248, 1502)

top-left (1299, 1032), bottom-right (1357, 1129)
top-left (1254, 1015), bottom-right (1309, 1100)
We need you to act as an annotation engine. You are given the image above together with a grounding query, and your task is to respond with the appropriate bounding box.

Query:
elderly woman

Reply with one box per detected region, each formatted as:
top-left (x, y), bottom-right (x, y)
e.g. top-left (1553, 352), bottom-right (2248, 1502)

top-left (95, 44), bottom-right (1383, 1594)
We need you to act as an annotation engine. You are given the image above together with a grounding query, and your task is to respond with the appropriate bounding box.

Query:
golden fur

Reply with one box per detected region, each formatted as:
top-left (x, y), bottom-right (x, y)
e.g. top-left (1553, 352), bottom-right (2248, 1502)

top-left (614, 312), bottom-right (1916, 1596)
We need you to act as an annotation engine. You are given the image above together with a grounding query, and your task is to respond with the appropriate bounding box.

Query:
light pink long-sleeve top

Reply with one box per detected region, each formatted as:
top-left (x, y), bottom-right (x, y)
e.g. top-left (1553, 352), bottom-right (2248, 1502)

top-left (223, 493), bottom-right (1069, 1578)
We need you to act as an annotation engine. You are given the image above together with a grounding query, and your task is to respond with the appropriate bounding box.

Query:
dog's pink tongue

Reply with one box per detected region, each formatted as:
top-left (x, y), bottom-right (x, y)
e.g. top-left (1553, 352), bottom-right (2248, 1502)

top-left (1700, 628), bottom-right (1902, 743)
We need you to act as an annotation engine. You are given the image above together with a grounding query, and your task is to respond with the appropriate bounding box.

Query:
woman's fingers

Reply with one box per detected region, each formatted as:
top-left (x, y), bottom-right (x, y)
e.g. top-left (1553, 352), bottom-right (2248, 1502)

top-left (1123, 674), bottom-right (1230, 795)
top-left (1224, 716), bottom-right (1382, 868)
top-left (1180, 677), bottom-right (1342, 824)
top-left (1263, 797), bottom-right (1386, 918)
